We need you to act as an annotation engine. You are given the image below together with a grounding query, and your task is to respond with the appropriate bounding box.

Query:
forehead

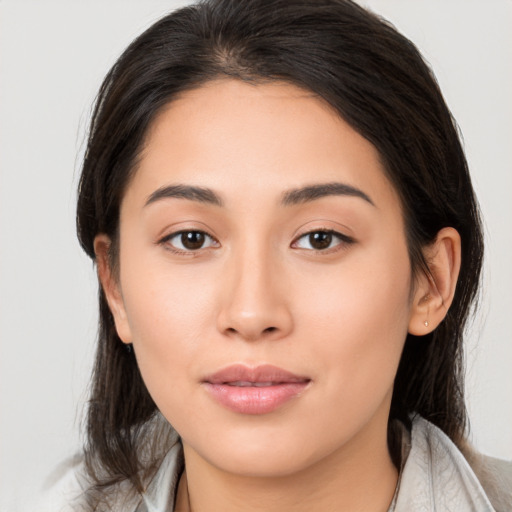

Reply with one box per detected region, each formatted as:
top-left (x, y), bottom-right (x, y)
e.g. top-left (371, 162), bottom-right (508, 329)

top-left (125, 79), bottom-right (401, 215)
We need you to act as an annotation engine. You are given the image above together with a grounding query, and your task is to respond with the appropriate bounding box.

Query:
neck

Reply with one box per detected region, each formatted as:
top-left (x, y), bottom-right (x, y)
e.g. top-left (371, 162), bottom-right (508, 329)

top-left (176, 415), bottom-right (398, 512)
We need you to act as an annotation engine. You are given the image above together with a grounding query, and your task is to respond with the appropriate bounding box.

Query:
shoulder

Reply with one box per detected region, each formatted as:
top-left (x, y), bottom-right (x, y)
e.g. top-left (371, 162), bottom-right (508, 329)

top-left (464, 448), bottom-right (512, 512)
top-left (36, 454), bottom-right (89, 512)
top-left (36, 454), bottom-right (140, 512)
top-left (394, 415), bottom-right (512, 511)
top-left (37, 442), bottom-right (184, 512)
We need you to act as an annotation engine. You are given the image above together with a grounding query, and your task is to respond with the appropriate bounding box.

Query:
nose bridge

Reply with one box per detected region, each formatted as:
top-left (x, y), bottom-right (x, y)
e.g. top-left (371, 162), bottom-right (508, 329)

top-left (217, 236), bottom-right (292, 341)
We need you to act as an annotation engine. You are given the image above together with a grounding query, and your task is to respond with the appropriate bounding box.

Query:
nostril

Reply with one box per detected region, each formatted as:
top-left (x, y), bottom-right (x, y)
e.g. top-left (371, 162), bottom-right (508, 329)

top-left (264, 327), bottom-right (277, 334)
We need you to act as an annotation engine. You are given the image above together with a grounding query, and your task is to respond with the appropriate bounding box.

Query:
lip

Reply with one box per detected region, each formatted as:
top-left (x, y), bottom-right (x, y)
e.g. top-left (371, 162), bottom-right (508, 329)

top-left (202, 364), bottom-right (311, 415)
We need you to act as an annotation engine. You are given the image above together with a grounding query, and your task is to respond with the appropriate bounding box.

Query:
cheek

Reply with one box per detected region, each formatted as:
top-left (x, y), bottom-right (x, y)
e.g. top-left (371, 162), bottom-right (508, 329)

top-left (294, 243), bottom-right (412, 398)
top-left (118, 253), bottom-right (219, 406)
top-left (120, 221), bottom-right (219, 336)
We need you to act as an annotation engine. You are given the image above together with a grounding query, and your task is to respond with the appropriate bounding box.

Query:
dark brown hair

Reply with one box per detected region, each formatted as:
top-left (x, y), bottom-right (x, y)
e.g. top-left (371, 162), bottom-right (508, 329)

top-left (76, 0), bottom-right (483, 501)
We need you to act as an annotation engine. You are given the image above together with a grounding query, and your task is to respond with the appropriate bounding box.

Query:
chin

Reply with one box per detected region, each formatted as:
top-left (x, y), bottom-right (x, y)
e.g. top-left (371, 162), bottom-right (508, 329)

top-left (183, 421), bottom-right (342, 478)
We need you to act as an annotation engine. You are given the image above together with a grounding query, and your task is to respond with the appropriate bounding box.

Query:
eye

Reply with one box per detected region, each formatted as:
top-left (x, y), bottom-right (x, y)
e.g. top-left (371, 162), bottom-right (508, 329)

top-left (292, 230), bottom-right (354, 251)
top-left (161, 230), bottom-right (219, 252)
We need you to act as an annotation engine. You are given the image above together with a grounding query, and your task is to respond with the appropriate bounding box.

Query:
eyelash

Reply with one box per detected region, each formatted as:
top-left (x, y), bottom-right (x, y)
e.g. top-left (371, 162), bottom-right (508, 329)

top-left (159, 230), bottom-right (220, 256)
top-left (158, 228), bottom-right (355, 255)
top-left (292, 229), bottom-right (355, 253)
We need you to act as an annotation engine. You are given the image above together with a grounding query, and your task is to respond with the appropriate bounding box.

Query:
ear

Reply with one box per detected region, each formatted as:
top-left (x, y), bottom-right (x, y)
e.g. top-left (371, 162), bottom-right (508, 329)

top-left (408, 227), bottom-right (461, 336)
top-left (94, 234), bottom-right (133, 344)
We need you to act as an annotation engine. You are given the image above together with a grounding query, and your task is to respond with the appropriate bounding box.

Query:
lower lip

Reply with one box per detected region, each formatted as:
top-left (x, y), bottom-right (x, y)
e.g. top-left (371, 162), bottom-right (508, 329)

top-left (203, 382), bottom-right (309, 414)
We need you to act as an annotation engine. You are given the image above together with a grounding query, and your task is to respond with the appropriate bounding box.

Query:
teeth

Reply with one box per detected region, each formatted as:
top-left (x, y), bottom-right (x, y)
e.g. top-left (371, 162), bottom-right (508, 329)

top-left (228, 381), bottom-right (276, 387)
top-left (230, 381), bottom-right (253, 387)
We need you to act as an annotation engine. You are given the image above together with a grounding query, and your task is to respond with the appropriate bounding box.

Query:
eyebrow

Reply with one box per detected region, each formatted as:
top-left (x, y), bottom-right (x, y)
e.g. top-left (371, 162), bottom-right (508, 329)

top-left (144, 182), bottom-right (375, 208)
top-left (145, 184), bottom-right (224, 207)
top-left (281, 182), bottom-right (375, 207)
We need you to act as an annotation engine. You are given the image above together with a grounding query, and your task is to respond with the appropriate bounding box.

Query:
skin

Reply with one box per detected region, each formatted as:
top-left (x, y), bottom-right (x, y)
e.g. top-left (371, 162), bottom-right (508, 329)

top-left (95, 79), bottom-right (461, 512)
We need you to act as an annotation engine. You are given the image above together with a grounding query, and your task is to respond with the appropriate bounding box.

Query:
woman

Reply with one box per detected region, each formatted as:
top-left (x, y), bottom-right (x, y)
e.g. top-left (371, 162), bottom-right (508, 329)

top-left (47, 0), bottom-right (511, 510)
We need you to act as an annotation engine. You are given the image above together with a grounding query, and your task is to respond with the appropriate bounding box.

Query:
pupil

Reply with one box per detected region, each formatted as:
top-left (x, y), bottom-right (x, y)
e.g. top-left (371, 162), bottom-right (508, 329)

top-left (310, 231), bottom-right (332, 249)
top-left (182, 231), bottom-right (205, 250)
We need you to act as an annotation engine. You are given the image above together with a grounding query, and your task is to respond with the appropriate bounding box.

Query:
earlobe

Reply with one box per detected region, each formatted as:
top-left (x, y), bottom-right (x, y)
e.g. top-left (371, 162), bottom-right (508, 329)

top-left (94, 234), bottom-right (133, 344)
top-left (408, 227), bottom-right (461, 336)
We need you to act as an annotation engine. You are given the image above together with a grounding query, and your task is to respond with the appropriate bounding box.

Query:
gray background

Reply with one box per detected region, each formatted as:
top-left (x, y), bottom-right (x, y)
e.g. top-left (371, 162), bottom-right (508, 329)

top-left (1, 1), bottom-right (511, 510)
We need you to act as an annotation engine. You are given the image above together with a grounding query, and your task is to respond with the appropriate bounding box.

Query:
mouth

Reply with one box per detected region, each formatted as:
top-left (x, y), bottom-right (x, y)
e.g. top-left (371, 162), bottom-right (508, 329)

top-left (224, 381), bottom-right (289, 387)
top-left (202, 364), bottom-right (311, 415)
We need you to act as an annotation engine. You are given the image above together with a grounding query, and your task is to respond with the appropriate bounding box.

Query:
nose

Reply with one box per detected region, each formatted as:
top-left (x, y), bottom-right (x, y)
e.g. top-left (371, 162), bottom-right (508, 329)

top-left (216, 244), bottom-right (293, 342)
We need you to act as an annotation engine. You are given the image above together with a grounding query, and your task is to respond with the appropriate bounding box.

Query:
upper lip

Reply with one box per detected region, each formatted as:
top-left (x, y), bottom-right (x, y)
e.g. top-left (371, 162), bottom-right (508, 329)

top-left (203, 364), bottom-right (310, 384)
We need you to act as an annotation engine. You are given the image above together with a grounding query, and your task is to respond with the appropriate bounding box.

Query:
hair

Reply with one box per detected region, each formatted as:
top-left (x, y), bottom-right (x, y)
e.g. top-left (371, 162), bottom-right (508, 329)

top-left (76, 0), bottom-right (483, 503)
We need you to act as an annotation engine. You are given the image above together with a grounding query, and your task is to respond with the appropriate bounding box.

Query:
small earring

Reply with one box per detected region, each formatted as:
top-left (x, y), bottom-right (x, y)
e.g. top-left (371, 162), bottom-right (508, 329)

top-left (424, 321), bottom-right (429, 327)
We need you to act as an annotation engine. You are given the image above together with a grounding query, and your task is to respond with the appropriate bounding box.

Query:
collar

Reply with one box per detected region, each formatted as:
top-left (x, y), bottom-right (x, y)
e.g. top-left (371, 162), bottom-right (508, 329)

top-left (392, 416), bottom-right (495, 511)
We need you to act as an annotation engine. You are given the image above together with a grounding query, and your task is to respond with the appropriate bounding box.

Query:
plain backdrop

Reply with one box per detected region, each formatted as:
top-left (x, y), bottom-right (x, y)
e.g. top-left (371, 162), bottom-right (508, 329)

top-left (1, 1), bottom-right (511, 510)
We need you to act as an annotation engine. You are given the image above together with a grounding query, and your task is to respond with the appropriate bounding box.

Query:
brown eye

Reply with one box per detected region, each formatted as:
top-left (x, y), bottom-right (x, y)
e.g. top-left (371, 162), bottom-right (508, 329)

top-left (308, 231), bottom-right (332, 250)
top-left (162, 230), bottom-right (218, 252)
top-left (181, 231), bottom-right (205, 250)
top-left (293, 230), bottom-right (354, 252)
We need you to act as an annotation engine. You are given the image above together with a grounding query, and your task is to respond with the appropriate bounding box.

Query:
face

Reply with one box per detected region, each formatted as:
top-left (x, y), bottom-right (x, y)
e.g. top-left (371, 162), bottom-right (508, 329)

top-left (101, 79), bottom-right (422, 477)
